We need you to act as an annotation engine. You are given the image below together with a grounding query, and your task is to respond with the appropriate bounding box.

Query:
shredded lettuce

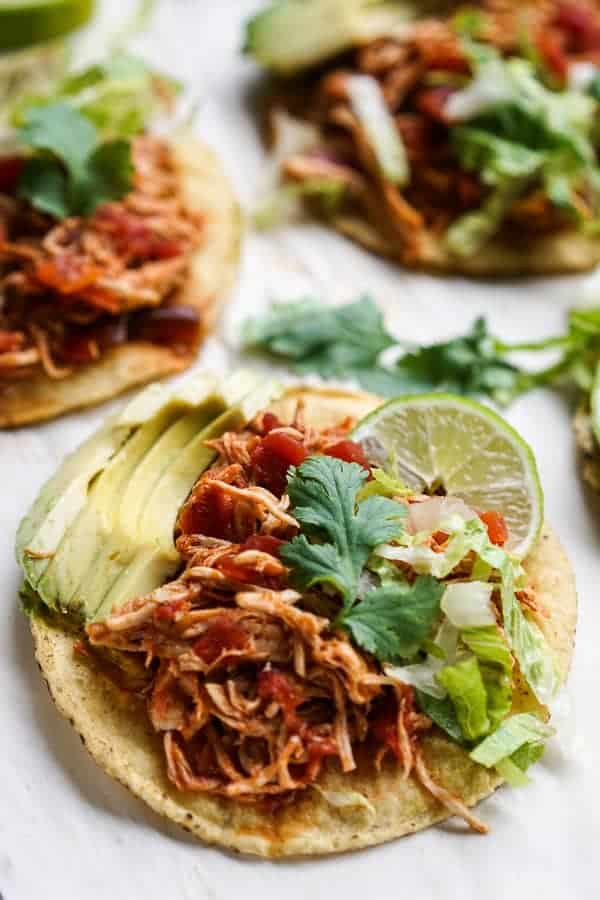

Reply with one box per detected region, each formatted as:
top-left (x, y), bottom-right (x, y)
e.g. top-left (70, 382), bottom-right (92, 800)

top-left (377, 516), bottom-right (557, 707)
top-left (437, 656), bottom-right (490, 740)
top-left (11, 53), bottom-right (179, 140)
top-left (470, 712), bottom-right (553, 767)
top-left (311, 785), bottom-right (376, 818)
top-left (346, 74), bottom-right (409, 185)
top-left (385, 657), bottom-right (446, 698)
top-left (444, 42), bottom-right (600, 253)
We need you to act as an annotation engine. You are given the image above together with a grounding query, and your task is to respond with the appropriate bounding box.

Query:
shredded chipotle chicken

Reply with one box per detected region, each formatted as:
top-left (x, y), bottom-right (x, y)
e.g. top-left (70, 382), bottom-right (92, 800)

top-left (0, 136), bottom-right (204, 380)
top-left (86, 405), bottom-right (491, 832)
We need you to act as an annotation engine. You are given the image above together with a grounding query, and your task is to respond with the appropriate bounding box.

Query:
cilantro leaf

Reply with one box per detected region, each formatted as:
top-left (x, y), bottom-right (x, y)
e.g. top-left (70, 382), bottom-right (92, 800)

top-left (340, 576), bottom-right (444, 661)
top-left (243, 295), bottom-right (395, 378)
top-left (17, 103), bottom-right (133, 218)
top-left (18, 157), bottom-right (69, 219)
top-left (281, 456), bottom-right (406, 608)
top-left (82, 139), bottom-right (134, 214)
top-left (391, 317), bottom-right (525, 405)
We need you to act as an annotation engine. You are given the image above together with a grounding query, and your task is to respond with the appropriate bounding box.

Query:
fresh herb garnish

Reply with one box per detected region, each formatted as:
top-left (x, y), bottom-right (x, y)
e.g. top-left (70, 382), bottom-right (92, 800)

top-left (244, 295), bottom-right (600, 409)
top-left (281, 455), bottom-right (405, 609)
top-left (243, 297), bottom-right (527, 405)
top-left (243, 295), bottom-right (395, 379)
top-left (17, 102), bottom-right (133, 218)
top-left (281, 455), bottom-right (444, 662)
top-left (341, 577), bottom-right (444, 661)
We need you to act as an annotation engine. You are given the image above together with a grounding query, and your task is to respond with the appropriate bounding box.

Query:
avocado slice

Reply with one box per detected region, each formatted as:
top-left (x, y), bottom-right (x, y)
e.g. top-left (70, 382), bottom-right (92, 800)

top-left (18, 371), bottom-right (283, 625)
top-left (36, 405), bottom-right (182, 614)
top-left (87, 374), bottom-right (283, 620)
top-left (244, 0), bottom-right (414, 76)
top-left (72, 399), bottom-right (226, 618)
top-left (16, 377), bottom-right (206, 588)
top-left (32, 374), bottom-right (222, 616)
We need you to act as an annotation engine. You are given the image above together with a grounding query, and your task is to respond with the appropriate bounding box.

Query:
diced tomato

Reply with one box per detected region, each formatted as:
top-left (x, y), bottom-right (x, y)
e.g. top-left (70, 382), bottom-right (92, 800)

top-left (193, 615), bottom-right (248, 664)
top-left (414, 86), bottom-right (455, 124)
top-left (262, 431), bottom-right (308, 466)
top-left (0, 330), bottom-right (24, 353)
top-left (535, 29), bottom-right (569, 80)
top-left (457, 173), bottom-right (483, 209)
top-left (251, 431), bottom-right (308, 495)
top-left (93, 206), bottom-right (182, 260)
top-left (0, 156), bottom-right (24, 194)
top-left (258, 668), bottom-right (303, 730)
top-left (129, 305), bottom-right (201, 350)
top-left (479, 510), bottom-right (508, 546)
top-left (154, 598), bottom-right (188, 622)
top-left (260, 411), bottom-right (282, 434)
top-left (178, 482), bottom-right (235, 540)
top-left (324, 439), bottom-right (371, 470)
top-left (240, 534), bottom-right (284, 557)
top-left (554, 2), bottom-right (600, 52)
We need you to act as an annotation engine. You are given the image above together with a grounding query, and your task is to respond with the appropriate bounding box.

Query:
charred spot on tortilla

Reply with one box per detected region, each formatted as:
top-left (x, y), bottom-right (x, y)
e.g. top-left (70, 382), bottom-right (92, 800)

top-left (19, 385), bottom-right (577, 856)
top-left (246, 0), bottom-right (600, 276)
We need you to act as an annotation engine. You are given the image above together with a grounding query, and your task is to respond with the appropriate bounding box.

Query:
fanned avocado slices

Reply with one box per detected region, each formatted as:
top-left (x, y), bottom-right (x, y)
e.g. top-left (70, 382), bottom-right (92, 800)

top-left (17, 371), bottom-right (283, 624)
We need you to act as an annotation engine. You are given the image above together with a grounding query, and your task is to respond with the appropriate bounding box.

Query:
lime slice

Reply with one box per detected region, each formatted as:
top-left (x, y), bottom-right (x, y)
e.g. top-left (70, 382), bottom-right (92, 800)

top-left (0, 0), bottom-right (95, 50)
top-left (352, 393), bottom-right (543, 558)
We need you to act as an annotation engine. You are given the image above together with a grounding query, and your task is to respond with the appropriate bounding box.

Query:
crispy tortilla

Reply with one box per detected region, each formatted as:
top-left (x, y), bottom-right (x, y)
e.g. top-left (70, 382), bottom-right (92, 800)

top-left (27, 387), bottom-right (577, 856)
top-left (0, 137), bottom-right (242, 428)
top-left (333, 215), bottom-right (600, 277)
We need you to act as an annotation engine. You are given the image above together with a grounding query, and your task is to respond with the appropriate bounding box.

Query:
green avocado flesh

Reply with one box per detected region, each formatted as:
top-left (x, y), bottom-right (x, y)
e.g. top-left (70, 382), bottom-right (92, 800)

top-left (17, 371), bottom-right (282, 624)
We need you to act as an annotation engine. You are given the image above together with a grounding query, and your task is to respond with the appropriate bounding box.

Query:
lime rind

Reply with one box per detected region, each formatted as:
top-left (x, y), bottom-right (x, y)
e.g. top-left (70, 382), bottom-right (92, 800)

top-left (352, 392), bottom-right (543, 560)
top-left (0, 0), bottom-right (95, 51)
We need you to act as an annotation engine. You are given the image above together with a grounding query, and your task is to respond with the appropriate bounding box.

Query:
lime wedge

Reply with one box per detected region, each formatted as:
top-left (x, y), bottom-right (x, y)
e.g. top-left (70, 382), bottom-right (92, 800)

top-left (352, 393), bottom-right (543, 558)
top-left (0, 0), bottom-right (95, 50)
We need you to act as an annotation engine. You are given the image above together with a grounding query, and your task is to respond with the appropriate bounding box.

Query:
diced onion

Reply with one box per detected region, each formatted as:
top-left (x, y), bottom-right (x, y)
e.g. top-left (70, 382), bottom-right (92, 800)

top-left (408, 496), bottom-right (476, 535)
top-left (384, 660), bottom-right (446, 699)
top-left (441, 581), bottom-right (495, 627)
top-left (568, 61), bottom-right (598, 91)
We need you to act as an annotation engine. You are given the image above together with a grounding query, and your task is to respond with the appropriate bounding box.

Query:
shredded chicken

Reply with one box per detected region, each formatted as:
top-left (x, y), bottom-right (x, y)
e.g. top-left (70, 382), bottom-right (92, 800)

top-left (0, 136), bottom-right (204, 379)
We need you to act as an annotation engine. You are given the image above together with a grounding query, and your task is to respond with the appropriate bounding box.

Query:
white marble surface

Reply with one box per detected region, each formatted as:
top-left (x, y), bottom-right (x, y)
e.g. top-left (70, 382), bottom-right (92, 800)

top-left (1, 2), bottom-right (600, 898)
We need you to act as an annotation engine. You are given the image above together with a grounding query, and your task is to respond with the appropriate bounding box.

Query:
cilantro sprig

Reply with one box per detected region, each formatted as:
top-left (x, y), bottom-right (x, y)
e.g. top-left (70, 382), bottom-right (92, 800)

top-left (280, 456), bottom-right (444, 662)
top-left (243, 295), bottom-right (600, 409)
top-left (17, 103), bottom-right (133, 219)
top-left (243, 297), bottom-right (528, 405)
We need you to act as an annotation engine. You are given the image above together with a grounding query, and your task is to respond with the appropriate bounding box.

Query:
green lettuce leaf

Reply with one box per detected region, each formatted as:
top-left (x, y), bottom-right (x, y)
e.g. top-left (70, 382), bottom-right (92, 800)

top-left (445, 43), bottom-right (600, 251)
top-left (436, 656), bottom-right (490, 741)
top-left (470, 712), bottom-right (554, 767)
top-left (12, 53), bottom-right (178, 139)
top-left (416, 689), bottom-right (465, 744)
